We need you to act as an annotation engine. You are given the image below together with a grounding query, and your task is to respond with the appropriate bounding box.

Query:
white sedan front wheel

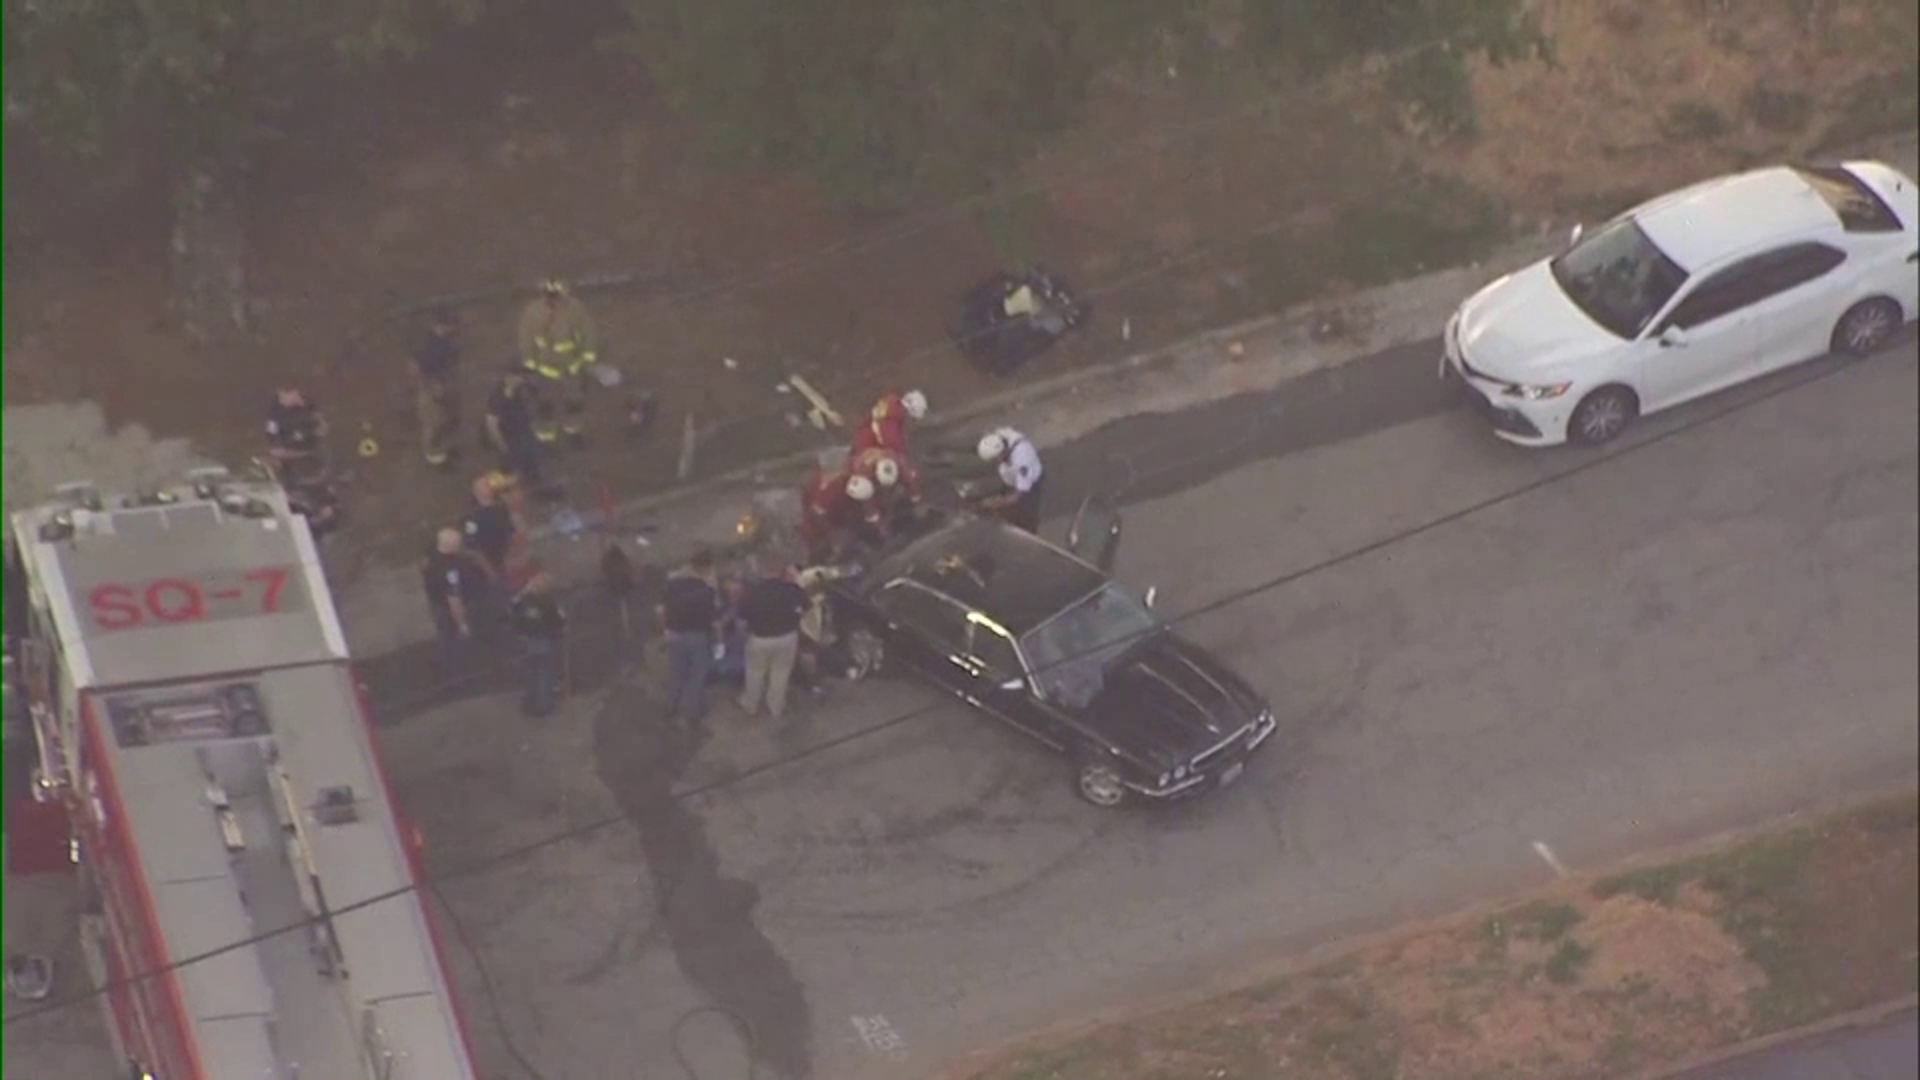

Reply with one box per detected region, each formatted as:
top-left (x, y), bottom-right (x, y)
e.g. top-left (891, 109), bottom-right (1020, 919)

top-left (1569, 386), bottom-right (1638, 447)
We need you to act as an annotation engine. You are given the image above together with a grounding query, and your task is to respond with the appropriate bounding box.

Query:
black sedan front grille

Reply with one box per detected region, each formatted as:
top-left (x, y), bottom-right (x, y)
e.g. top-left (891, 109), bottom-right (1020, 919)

top-left (1191, 726), bottom-right (1251, 772)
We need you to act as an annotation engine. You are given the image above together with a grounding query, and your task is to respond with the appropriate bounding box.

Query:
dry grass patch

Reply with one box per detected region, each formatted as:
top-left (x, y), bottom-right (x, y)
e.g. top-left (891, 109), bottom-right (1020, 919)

top-left (966, 793), bottom-right (1920, 1080)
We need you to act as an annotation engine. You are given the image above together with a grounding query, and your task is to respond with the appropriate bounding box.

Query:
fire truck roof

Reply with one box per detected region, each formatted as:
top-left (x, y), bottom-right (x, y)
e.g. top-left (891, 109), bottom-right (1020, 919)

top-left (10, 471), bottom-right (479, 1078)
top-left (9, 473), bottom-right (347, 689)
top-left (95, 658), bottom-right (475, 1077)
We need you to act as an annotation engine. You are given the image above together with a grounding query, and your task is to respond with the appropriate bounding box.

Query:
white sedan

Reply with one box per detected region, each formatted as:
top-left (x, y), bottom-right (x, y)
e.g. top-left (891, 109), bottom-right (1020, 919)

top-left (1442, 160), bottom-right (1919, 446)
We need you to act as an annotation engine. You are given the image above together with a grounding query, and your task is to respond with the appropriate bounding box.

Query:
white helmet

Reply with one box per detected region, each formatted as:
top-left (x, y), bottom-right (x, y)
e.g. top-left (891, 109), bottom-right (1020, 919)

top-left (872, 456), bottom-right (901, 487)
top-left (900, 389), bottom-right (928, 421)
top-left (977, 431), bottom-right (1008, 462)
top-left (845, 474), bottom-right (876, 502)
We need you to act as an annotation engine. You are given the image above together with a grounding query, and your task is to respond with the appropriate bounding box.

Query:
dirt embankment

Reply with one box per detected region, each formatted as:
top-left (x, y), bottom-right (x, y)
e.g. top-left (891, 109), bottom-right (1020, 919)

top-left (3, 0), bottom-right (1914, 568)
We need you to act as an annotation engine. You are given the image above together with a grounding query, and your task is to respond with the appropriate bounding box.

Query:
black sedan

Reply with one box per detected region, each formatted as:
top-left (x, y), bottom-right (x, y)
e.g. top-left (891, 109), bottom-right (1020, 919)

top-left (822, 500), bottom-right (1276, 808)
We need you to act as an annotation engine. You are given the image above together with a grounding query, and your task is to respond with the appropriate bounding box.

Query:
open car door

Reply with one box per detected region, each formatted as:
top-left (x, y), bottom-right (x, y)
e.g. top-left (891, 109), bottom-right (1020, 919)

top-left (1065, 495), bottom-right (1122, 575)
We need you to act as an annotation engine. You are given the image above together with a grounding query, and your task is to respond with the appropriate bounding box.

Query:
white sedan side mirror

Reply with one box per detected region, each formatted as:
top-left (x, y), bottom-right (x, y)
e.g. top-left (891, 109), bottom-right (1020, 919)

top-left (1658, 325), bottom-right (1689, 348)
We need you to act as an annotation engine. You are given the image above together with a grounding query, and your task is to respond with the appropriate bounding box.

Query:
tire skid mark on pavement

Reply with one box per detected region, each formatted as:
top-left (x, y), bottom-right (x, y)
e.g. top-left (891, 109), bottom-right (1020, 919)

top-left (591, 678), bottom-right (817, 1080)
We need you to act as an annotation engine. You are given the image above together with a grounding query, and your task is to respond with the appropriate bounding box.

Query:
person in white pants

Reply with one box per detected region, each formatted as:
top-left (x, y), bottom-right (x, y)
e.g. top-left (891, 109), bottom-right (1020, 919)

top-left (737, 564), bottom-right (810, 721)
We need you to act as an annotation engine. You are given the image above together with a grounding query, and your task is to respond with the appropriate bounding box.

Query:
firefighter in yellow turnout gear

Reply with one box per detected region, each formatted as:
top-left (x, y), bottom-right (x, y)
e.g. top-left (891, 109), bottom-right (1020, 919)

top-left (516, 279), bottom-right (601, 448)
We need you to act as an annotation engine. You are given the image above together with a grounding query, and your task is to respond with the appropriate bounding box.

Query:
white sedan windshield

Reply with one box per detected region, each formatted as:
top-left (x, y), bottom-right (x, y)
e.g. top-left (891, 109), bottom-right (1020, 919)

top-left (1549, 219), bottom-right (1688, 339)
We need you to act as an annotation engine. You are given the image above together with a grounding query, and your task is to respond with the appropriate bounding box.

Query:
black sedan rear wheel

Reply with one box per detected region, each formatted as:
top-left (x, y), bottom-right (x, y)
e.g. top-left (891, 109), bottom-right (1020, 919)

top-left (1074, 761), bottom-right (1129, 808)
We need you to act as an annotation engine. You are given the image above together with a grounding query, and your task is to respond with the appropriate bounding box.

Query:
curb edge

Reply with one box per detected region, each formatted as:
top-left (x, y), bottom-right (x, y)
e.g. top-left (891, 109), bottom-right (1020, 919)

top-left (523, 129), bottom-right (1920, 547)
top-left (1637, 993), bottom-right (1920, 1080)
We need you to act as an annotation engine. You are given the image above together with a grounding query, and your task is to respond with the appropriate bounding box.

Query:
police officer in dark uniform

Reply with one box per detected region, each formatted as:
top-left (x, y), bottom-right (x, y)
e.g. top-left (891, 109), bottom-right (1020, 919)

top-left (413, 310), bottom-right (463, 469)
top-left (421, 528), bottom-right (484, 672)
top-left (508, 572), bottom-right (567, 718)
top-left (462, 475), bottom-right (516, 578)
top-left (265, 386), bottom-right (328, 485)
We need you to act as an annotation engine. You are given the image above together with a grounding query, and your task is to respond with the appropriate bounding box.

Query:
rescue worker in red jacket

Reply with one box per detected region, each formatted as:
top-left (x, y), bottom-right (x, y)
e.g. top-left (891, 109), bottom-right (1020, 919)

top-left (800, 469), bottom-right (883, 564)
top-left (851, 389), bottom-right (928, 457)
top-left (851, 445), bottom-right (922, 536)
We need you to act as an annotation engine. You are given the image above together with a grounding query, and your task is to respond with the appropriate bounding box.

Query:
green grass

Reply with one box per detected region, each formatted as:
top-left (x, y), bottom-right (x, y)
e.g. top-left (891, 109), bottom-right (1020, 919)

top-left (1741, 86), bottom-right (1814, 135)
top-left (977, 190), bottom-right (1050, 269)
top-left (1815, 64), bottom-right (1920, 154)
top-left (1240, 155), bottom-right (1507, 311)
top-left (996, 1046), bottom-right (1113, 1080)
top-left (1593, 796), bottom-right (1919, 1030)
top-left (1302, 986), bottom-right (1402, 1080)
top-left (1592, 862), bottom-right (1692, 906)
top-left (1484, 899), bottom-right (1584, 944)
top-left (1331, 172), bottom-right (1508, 286)
top-left (1544, 939), bottom-right (1594, 985)
top-left (1659, 99), bottom-right (1732, 142)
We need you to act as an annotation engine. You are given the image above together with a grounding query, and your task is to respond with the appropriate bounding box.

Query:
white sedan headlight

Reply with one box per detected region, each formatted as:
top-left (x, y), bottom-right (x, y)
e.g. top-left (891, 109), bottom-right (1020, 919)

top-left (1501, 381), bottom-right (1572, 401)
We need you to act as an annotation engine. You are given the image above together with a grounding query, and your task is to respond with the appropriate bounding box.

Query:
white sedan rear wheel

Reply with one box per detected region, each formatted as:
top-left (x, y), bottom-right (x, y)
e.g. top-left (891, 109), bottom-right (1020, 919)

top-left (1833, 298), bottom-right (1902, 358)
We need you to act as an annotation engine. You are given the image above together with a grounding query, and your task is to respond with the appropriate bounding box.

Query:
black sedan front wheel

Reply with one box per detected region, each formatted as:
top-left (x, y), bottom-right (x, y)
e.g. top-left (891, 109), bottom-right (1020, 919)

top-left (1074, 761), bottom-right (1129, 809)
top-left (843, 626), bottom-right (885, 682)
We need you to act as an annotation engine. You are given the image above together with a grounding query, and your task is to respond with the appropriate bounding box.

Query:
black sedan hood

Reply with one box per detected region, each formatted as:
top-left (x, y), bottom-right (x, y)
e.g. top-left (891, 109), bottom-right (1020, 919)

top-left (1083, 634), bottom-right (1262, 767)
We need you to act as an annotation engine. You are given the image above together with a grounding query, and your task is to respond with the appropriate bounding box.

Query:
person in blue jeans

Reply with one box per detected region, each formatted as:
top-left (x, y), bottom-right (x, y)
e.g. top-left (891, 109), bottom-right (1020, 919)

top-left (657, 549), bottom-right (722, 724)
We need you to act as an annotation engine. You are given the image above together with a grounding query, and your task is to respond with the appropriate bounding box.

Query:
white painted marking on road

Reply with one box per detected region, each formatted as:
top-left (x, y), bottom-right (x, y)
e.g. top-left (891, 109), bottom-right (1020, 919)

top-left (1532, 840), bottom-right (1570, 878)
top-left (851, 1014), bottom-right (908, 1059)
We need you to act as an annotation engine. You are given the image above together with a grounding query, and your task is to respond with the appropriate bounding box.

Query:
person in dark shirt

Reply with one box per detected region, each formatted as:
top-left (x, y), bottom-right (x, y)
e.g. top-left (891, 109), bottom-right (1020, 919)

top-left (736, 564), bottom-right (809, 721)
top-left (508, 572), bottom-right (567, 718)
top-left (287, 480), bottom-right (342, 541)
top-left (265, 386), bottom-right (328, 484)
top-left (413, 310), bottom-right (462, 468)
top-left (462, 474), bottom-right (517, 577)
top-left (421, 528), bottom-right (485, 670)
top-left (656, 550), bottom-right (722, 724)
top-left (484, 368), bottom-right (545, 491)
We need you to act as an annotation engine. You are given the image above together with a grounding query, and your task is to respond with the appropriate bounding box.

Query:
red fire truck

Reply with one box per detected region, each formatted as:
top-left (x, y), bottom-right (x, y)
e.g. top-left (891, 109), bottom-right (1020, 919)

top-left (6, 469), bottom-right (481, 1080)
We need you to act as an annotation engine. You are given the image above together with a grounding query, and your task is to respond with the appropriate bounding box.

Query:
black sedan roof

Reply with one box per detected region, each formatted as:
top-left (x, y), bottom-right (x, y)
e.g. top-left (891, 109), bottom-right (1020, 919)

top-left (861, 514), bottom-right (1107, 634)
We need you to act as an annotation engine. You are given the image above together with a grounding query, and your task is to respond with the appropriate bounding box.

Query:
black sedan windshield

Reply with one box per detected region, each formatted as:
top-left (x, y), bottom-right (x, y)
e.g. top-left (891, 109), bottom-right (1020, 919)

top-left (1022, 583), bottom-right (1158, 708)
top-left (1549, 218), bottom-right (1688, 339)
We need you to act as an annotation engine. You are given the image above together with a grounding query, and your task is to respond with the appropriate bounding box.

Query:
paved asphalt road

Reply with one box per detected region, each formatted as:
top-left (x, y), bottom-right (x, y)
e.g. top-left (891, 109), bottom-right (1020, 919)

top-left (352, 327), bottom-right (1920, 1080)
top-left (1677, 1010), bottom-right (1919, 1080)
top-left (7, 334), bottom-right (1913, 1080)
